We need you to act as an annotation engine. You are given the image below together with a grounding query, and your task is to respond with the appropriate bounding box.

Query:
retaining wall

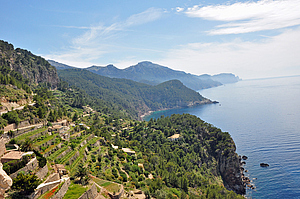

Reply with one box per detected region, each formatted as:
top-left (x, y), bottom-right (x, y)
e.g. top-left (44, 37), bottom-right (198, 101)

top-left (52, 178), bottom-right (70, 199)
top-left (10, 157), bottom-right (38, 179)
top-left (78, 183), bottom-right (98, 199)
top-left (36, 164), bottom-right (49, 180)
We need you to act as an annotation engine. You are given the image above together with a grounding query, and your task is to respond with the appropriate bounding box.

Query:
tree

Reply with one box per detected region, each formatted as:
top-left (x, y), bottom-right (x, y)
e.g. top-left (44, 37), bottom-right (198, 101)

top-left (74, 162), bottom-right (88, 184)
top-left (21, 138), bottom-right (33, 152)
top-left (72, 111), bottom-right (78, 122)
top-left (12, 172), bottom-right (41, 194)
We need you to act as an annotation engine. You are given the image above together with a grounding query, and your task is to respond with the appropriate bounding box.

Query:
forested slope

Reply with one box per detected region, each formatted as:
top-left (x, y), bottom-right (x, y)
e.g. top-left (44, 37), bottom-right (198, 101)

top-left (58, 68), bottom-right (210, 119)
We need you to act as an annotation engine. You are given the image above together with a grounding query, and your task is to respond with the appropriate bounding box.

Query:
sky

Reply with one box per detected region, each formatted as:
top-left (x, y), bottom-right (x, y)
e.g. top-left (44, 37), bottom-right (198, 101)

top-left (1, 0), bottom-right (300, 79)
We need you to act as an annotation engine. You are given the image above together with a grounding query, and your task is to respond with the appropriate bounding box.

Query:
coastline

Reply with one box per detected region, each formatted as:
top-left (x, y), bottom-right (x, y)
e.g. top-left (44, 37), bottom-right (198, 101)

top-left (139, 98), bottom-right (218, 121)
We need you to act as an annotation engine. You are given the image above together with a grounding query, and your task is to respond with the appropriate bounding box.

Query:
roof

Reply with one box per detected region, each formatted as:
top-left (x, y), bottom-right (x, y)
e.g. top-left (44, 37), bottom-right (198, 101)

top-left (55, 164), bottom-right (66, 170)
top-left (169, 134), bottom-right (181, 139)
top-left (1, 151), bottom-right (23, 160)
top-left (122, 148), bottom-right (136, 154)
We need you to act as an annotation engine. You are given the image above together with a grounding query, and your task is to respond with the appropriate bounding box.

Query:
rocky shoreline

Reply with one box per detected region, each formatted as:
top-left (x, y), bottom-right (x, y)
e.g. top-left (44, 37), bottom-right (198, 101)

top-left (139, 99), bottom-right (218, 121)
top-left (240, 155), bottom-right (256, 192)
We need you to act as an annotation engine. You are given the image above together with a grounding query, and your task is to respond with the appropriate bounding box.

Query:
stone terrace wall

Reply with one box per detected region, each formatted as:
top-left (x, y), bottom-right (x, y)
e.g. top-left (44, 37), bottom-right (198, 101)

top-left (78, 183), bottom-right (98, 199)
top-left (36, 164), bottom-right (48, 180)
top-left (68, 151), bottom-right (79, 166)
top-left (52, 178), bottom-right (70, 199)
top-left (0, 138), bottom-right (5, 157)
top-left (107, 185), bottom-right (124, 199)
top-left (56, 147), bottom-right (72, 160)
top-left (43, 143), bottom-right (62, 158)
top-left (10, 157), bottom-right (38, 179)
top-left (29, 129), bottom-right (48, 140)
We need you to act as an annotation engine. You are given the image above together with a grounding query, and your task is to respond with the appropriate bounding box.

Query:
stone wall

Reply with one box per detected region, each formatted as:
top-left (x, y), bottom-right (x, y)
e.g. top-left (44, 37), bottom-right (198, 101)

top-left (39, 136), bottom-right (58, 151)
top-left (45, 173), bottom-right (60, 183)
top-left (43, 143), bottom-right (62, 158)
top-left (56, 147), bottom-right (72, 160)
top-left (10, 157), bottom-right (38, 179)
top-left (36, 164), bottom-right (48, 180)
top-left (29, 129), bottom-right (48, 140)
top-left (68, 151), bottom-right (79, 166)
top-left (107, 185), bottom-right (124, 199)
top-left (29, 181), bottom-right (61, 199)
top-left (0, 138), bottom-right (5, 157)
top-left (78, 183), bottom-right (98, 199)
top-left (52, 178), bottom-right (70, 199)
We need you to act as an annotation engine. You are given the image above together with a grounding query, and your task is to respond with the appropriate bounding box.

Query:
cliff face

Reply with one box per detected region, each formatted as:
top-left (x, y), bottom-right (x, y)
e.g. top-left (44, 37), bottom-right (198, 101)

top-left (0, 40), bottom-right (59, 87)
top-left (218, 152), bottom-right (245, 194)
top-left (200, 126), bottom-right (245, 195)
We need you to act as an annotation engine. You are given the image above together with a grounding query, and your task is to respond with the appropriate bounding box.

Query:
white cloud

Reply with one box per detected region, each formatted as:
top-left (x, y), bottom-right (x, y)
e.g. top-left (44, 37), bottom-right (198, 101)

top-left (45, 8), bottom-right (164, 67)
top-left (176, 7), bottom-right (184, 12)
top-left (158, 28), bottom-right (300, 79)
top-left (185, 0), bottom-right (300, 34)
top-left (124, 7), bottom-right (163, 26)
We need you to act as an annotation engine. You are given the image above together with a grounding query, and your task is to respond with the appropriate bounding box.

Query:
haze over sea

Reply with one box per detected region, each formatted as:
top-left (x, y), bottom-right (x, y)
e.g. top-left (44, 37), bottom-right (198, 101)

top-left (144, 75), bottom-right (300, 198)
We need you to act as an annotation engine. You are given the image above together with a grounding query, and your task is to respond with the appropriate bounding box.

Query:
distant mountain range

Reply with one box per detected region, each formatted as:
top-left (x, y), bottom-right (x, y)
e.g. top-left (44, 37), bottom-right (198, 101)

top-left (48, 60), bottom-right (241, 91)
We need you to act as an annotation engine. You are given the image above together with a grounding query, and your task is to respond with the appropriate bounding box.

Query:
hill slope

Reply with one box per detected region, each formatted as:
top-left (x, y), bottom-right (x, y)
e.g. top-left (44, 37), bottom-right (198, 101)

top-left (86, 61), bottom-right (222, 90)
top-left (0, 40), bottom-right (59, 87)
top-left (58, 68), bottom-right (211, 119)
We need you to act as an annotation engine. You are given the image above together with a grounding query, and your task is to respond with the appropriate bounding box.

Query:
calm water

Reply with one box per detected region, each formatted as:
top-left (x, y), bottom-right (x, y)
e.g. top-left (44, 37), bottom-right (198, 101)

top-left (144, 76), bottom-right (300, 199)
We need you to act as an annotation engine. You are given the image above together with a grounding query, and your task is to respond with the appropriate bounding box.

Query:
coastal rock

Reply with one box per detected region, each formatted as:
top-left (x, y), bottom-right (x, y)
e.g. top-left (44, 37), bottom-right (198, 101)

top-left (260, 163), bottom-right (269, 167)
top-left (218, 153), bottom-right (245, 195)
top-left (242, 155), bottom-right (248, 160)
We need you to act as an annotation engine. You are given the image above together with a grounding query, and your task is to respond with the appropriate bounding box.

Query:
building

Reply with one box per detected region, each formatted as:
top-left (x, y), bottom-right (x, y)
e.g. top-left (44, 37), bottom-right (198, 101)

top-left (54, 164), bottom-right (68, 176)
top-left (168, 134), bottom-right (182, 141)
top-left (122, 148), bottom-right (136, 156)
top-left (1, 151), bottom-right (23, 164)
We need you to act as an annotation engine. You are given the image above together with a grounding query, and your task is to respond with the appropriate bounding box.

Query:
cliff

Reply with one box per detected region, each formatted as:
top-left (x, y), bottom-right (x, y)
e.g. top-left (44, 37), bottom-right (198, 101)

top-left (0, 40), bottom-right (59, 87)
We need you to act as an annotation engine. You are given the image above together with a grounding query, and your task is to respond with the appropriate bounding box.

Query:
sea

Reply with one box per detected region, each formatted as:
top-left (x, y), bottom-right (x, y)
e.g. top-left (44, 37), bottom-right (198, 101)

top-left (144, 75), bottom-right (300, 199)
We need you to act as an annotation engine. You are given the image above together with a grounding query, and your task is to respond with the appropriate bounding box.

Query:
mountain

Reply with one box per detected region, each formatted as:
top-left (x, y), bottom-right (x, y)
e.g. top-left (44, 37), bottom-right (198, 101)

top-left (0, 40), bottom-right (59, 87)
top-left (86, 61), bottom-right (222, 90)
top-left (48, 60), bottom-right (75, 70)
top-left (211, 73), bottom-right (241, 84)
top-left (58, 68), bottom-right (212, 119)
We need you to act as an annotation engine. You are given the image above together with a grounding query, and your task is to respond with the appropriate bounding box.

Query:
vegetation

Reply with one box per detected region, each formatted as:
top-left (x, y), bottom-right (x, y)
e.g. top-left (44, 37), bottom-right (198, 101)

top-left (58, 68), bottom-right (207, 119)
top-left (1, 41), bottom-right (244, 199)
top-left (11, 172), bottom-right (41, 194)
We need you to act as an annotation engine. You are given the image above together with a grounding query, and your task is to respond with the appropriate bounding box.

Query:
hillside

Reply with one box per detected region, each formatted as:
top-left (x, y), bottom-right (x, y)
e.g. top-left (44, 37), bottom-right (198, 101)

top-left (0, 40), bottom-right (59, 87)
top-left (0, 41), bottom-right (246, 199)
top-left (86, 61), bottom-right (223, 90)
top-left (58, 68), bottom-right (211, 119)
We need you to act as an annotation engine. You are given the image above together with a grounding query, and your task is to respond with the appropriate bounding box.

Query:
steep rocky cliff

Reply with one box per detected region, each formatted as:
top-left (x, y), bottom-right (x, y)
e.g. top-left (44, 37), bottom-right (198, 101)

top-left (0, 40), bottom-right (59, 87)
top-left (218, 151), bottom-right (245, 194)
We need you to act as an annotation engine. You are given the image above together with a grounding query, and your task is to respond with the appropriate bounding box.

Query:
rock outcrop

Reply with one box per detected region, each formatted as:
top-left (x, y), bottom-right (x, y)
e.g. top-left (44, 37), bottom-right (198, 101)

top-left (218, 153), bottom-right (245, 195)
top-left (0, 40), bottom-right (59, 87)
top-left (0, 163), bottom-right (13, 199)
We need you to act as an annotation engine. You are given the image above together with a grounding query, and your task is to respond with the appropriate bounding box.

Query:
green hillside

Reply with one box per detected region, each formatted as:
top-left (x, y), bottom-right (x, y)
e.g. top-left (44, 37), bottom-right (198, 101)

top-left (58, 68), bottom-right (210, 119)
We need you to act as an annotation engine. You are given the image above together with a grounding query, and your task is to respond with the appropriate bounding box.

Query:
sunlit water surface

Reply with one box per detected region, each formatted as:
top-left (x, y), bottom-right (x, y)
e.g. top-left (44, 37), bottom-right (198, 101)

top-left (144, 76), bottom-right (300, 199)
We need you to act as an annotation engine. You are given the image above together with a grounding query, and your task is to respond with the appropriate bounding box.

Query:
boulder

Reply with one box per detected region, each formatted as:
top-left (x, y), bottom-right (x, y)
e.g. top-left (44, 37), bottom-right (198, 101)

top-left (260, 163), bottom-right (269, 167)
top-left (242, 155), bottom-right (248, 160)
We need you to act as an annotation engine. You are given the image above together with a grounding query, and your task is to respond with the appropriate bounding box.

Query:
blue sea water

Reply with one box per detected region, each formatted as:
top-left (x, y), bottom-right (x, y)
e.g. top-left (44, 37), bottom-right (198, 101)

top-left (144, 76), bottom-right (300, 199)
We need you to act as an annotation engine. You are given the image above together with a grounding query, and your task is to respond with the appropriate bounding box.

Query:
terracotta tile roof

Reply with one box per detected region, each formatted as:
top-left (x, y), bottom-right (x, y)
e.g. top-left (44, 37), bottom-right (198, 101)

top-left (1, 151), bottom-right (23, 160)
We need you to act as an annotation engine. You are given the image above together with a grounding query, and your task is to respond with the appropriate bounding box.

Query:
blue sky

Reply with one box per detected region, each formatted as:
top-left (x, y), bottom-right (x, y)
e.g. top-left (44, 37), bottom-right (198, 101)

top-left (1, 0), bottom-right (300, 79)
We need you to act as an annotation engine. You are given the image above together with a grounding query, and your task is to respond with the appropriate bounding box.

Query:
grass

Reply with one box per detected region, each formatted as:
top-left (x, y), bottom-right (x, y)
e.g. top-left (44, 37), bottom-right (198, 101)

top-left (34, 134), bottom-right (58, 147)
top-left (15, 127), bottom-right (47, 141)
top-left (91, 176), bottom-right (121, 193)
top-left (41, 142), bottom-right (60, 155)
top-left (63, 182), bottom-right (88, 199)
top-left (47, 145), bottom-right (69, 161)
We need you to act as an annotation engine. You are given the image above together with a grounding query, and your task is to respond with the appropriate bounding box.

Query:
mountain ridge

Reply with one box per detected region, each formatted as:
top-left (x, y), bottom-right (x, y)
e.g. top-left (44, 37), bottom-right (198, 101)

top-left (49, 60), bottom-right (240, 91)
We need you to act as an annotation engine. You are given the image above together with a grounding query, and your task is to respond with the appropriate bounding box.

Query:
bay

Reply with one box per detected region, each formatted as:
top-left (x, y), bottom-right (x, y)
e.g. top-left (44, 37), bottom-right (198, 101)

top-left (144, 76), bottom-right (300, 199)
